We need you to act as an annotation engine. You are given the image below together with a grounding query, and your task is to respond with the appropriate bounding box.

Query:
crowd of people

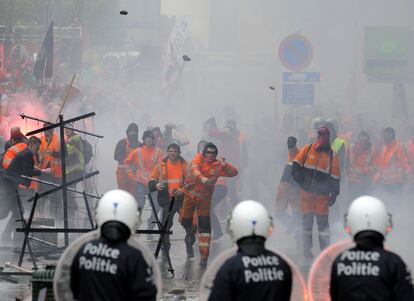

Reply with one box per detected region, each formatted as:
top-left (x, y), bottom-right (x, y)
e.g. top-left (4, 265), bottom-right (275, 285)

top-left (1, 57), bottom-right (414, 301)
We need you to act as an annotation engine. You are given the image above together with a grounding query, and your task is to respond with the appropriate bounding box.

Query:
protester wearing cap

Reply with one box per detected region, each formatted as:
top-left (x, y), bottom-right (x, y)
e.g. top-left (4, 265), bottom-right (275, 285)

top-left (114, 123), bottom-right (142, 197)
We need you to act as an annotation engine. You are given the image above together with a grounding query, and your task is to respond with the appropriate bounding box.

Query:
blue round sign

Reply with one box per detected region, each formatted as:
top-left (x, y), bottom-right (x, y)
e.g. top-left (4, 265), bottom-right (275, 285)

top-left (279, 34), bottom-right (313, 71)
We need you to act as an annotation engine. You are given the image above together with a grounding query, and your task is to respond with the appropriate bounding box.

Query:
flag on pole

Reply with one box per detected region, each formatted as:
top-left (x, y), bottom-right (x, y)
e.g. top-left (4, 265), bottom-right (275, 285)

top-left (34, 22), bottom-right (54, 80)
top-left (161, 16), bottom-right (191, 96)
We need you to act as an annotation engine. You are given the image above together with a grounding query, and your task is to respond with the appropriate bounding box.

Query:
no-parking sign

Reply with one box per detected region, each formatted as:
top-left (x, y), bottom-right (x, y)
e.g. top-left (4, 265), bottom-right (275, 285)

top-left (279, 34), bottom-right (313, 71)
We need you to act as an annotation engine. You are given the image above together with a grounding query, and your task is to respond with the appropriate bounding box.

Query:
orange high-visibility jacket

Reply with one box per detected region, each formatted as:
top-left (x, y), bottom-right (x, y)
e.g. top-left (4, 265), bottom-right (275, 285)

top-left (2, 142), bottom-right (27, 168)
top-left (183, 153), bottom-right (238, 202)
top-left (40, 132), bottom-right (62, 177)
top-left (115, 139), bottom-right (138, 193)
top-left (115, 138), bottom-right (139, 168)
top-left (375, 140), bottom-right (411, 184)
top-left (149, 157), bottom-right (188, 198)
top-left (348, 144), bottom-right (378, 183)
top-left (124, 145), bottom-right (163, 185)
top-left (292, 143), bottom-right (340, 195)
top-left (3, 142), bottom-right (40, 190)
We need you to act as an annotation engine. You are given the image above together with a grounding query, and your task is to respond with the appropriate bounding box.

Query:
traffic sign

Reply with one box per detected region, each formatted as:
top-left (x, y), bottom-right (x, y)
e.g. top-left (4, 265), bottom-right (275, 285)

top-left (283, 72), bottom-right (320, 82)
top-left (364, 27), bottom-right (414, 81)
top-left (279, 34), bottom-right (313, 72)
top-left (283, 83), bottom-right (314, 105)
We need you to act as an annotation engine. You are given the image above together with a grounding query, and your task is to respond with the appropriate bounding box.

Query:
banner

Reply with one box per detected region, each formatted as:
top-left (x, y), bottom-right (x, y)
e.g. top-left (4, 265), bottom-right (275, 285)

top-left (161, 16), bottom-right (191, 96)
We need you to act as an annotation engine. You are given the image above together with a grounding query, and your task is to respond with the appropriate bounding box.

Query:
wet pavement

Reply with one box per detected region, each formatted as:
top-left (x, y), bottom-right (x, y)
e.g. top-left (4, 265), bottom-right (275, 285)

top-left (0, 207), bottom-right (235, 301)
top-left (1, 199), bottom-right (413, 301)
top-left (0, 211), bottom-right (306, 301)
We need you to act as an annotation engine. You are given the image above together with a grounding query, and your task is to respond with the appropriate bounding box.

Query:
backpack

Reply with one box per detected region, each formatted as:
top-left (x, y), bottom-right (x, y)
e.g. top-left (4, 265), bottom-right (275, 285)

top-left (81, 139), bottom-right (93, 164)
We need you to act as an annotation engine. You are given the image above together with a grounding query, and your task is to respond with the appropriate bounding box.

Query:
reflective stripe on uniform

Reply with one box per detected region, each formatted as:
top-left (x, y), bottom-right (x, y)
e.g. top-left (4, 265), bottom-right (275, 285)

top-left (166, 179), bottom-right (182, 184)
top-left (2, 143), bottom-right (27, 167)
top-left (137, 149), bottom-right (144, 169)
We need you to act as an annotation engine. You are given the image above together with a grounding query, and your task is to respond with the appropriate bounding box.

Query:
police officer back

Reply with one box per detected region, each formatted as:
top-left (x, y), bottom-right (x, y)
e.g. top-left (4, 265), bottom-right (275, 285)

top-left (330, 196), bottom-right (414, 301)
top-left (70, 190), bottom-right (158, 301)
top-left (204, 200), bottom-right (292, 301)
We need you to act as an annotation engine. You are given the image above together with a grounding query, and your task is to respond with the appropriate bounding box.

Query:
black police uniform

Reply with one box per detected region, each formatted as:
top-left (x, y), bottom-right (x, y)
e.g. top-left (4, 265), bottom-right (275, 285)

top-left (71, 237), bottom-right (157, 301)
top-left (208, 237), bottom-right (292, 301)
top-left (330, 232), bottom-right (414, 301)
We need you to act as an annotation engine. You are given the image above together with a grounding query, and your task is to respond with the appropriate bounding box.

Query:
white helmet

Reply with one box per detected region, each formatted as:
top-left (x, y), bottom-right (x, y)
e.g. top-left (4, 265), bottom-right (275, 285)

top-left (344, 196), bottom-right (392, 237)
top-left (227, 200), bottom-right (273, 242)
top-left (311, 117), bottom-right (326, 130)
top-left (95, 189), bottom-right (141, 234)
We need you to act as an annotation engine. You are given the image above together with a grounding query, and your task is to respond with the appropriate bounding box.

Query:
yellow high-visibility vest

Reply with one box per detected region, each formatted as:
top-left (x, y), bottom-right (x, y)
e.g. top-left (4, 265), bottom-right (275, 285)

top-left (331, 138), bottom-right (345, 154)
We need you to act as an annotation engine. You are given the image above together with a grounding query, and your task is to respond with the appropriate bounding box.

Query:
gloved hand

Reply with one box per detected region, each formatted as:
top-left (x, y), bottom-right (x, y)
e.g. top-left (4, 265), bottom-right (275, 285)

top-left (287, 136), bottom-right (297, 150)
top-left (328, 194), bottom-right (337, 207)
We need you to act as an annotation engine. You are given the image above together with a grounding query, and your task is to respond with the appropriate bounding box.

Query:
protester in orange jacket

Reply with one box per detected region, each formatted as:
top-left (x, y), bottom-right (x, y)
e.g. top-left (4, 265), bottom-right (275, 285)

top-left (39, 126), bottom-right (61, 178)
top-left (3, 130), bottom-right (40, 192)
top-left (196, 140), bottom-right (228, 241)
top-left (292, 126), bottom-right (340, 259)
top-left (347, 131), bottom-right (377, 202)
top-left (148, 143), bottom-right (188, 255)
top-left (0, 137), bottom-right (44, 245)
top-left (181, 142), bottom-right (237, 266)
top-left (2, 140), bottom-right (27, 168)
top-left (373, 127), bottom-right (411, 212)
top-left (124, 130), bottom-right (162, 210)
top-left (35, 126), bottom-right (61, 211)
top-left (114, 123), bottom-right (141, 197)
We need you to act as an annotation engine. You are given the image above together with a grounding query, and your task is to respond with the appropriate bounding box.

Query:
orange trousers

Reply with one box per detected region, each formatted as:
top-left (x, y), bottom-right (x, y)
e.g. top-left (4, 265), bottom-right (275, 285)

top-left (300, 190), bottom-right (330, 215)
top-left (181, 195), bottom-right (211, 219)
top-left (181, 194), bottom-right (212, 259)
top-left (116, 167), bottom-right (136, 196)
